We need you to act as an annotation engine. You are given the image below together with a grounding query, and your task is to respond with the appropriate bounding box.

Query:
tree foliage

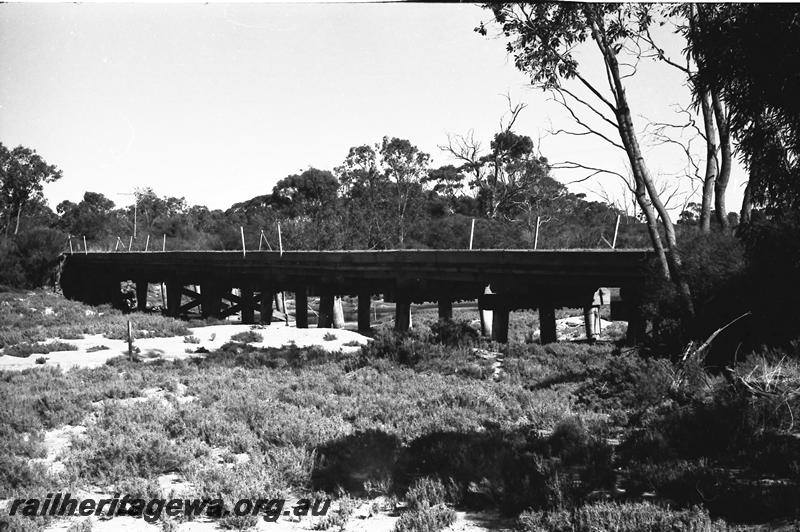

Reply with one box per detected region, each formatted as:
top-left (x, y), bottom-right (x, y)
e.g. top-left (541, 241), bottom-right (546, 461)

top-left (57, 192), bottom-right (117, 241)
top-left (0, 143), bottom-right (62, 235)
top-left (272, 168), bottom-right (339, 218)
top-left (690, 4), bottom-right (800, 215)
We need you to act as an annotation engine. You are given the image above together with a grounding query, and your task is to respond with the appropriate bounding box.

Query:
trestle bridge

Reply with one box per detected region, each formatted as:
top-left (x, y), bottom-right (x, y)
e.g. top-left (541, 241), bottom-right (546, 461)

top-left (59, 250), bottom-right (653, 343)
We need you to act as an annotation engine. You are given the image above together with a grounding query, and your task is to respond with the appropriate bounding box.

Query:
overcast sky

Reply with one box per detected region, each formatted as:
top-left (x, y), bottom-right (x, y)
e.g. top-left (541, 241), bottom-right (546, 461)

top-left (0, 3), bottom-right (746, 215)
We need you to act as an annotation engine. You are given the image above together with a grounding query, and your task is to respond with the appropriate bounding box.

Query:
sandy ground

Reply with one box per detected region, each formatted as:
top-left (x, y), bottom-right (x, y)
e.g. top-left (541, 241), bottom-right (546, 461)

top-left (0, 323), bottom-right (371, 372)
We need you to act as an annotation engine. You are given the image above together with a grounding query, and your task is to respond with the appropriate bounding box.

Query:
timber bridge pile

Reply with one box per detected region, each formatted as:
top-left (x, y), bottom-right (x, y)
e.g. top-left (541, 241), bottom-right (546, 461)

top-left (59, 249), bottom-right (653, 344)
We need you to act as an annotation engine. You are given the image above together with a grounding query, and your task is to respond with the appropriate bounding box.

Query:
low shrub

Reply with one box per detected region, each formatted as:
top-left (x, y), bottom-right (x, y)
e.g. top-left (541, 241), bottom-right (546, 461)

top-left (312, 495), bottom-right (355, 531)
top-left (0, 367), bottom-right (95, 430)
top-left (219, 514), bottom-right (259, 530)
top-left (114, 476), bottom-right (162, 499)
top-left (69, 426), bottom-right (191, 484)
top-left (399, 424), bottom-right (614, 515)
top-left (621, 459), bottom-right (800, 523)
top-left (201, 342), bottom-right (355, 371)
top-left (3, 341), bottom-right (78, 358)
top-left (85, 345), bottom-right (108, 353)
top-left (230, 330), bottom-right (263, 343)
top-left (517, 501), bottom-right (728, 532)
top-left (429, 320), bottom-right (478, 347)
top-left (618, 382), bottom-right (800, 476)
top-left (0, 508), bottom-right (54, 532)
top-left (404, 477), bottom-right (451, 511)
top-left (0, 455), bottom-right (55, 497)
top-left (575, 353), bottom-right (673, 417)
top-left (393, 504), bottom-right (456, 532)
top-left (359, 329), bottom-right (429, 367)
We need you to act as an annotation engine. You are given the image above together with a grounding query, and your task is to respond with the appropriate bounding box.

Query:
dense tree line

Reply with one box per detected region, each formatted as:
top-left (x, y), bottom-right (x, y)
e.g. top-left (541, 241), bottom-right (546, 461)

top-left (0, 128), bottom-right (640, 280)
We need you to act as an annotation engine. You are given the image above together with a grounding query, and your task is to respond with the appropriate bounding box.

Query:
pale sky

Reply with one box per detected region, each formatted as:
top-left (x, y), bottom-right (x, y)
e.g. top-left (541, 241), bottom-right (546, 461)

top-left (0, 2), bottom-right (746, 215)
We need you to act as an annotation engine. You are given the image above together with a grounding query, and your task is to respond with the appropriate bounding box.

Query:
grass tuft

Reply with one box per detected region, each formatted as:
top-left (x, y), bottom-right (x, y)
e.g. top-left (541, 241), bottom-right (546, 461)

top-left (3, 341), bottom-right (78, 358)
top-left (230, 330), bottom-right (264, 343)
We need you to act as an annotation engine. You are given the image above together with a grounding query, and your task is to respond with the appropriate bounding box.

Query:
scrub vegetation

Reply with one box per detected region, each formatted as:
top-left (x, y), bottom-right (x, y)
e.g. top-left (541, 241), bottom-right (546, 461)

top-left (1, 291), bottom-right (799, 531)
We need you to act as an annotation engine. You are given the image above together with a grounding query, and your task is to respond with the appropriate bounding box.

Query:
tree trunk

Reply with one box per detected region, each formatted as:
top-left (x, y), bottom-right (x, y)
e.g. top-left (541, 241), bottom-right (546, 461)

top-left (634, 174), bottom-right (671, 279)
top-left (699, 91), bottom-right (718, 233)
top-left (589, 13), bottom-right (695, 319)
top-left (712, 92), bottom-right (732, 228)
top-left (398, 215), bottom-right (404, 249)
top-left (740, 179), bottom-right (754, 227)
top-left (597, 57), bottom-right (670, 278)
top-left (621, 102), bottom-right (695, 318)
top-left (14, 203), bottom-right (23, 235)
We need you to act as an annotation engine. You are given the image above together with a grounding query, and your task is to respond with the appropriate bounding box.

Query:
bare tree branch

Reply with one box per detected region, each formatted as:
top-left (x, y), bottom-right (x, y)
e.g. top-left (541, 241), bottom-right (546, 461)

top-left (499, 93), bottom-right (528, 132)
top-left (559, 87), bottom-right (619, 129)
top-left (549, 92), bottom-right (625, 150)
top-left (642, 26), bottom-right (692, 74)
top-left (551, 161), bottom-right (628, 184)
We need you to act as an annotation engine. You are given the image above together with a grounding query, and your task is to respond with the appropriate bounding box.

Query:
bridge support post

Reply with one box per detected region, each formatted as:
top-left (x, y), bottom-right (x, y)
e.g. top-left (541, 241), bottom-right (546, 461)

top-left (584, 305), bottom-right (597, 342)
top-left (201, 282), bottom-right (223, 319)
top-left (480, 310), bottom-right (493, 337)
top-left (333, 296), bottom-right (345, 329)
top-left (241, 284), bottom-right (255, 324)
top-left (357, 292), bottom-right (371, 332)
top-left (135, 280), bottom-right (148, 312)
top-left (260, 286), bottom-right (273, 324)
top-left (479, 286), bottom-right (493, 337)
top-left (438, 298), bottom-right (453, 321)
top-left (275, 292), bottom-right (285, 314)
top-left (295, 288), bottom-right (308, 328)
top-left (492, 303), bottom-right (509, 343)
top-left (165, 281), bottom-right (182, 317)
top-left (318, 294), bottom-right (334, 328)
top-left (395, 299), bottom-right (411, 332)
top-left (539, 302), bottom-right (557, 344)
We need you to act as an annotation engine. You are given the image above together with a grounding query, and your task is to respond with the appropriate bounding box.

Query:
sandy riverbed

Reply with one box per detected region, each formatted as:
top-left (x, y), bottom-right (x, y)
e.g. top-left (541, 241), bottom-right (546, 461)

top-left (0, 323), bottom-right (371, 372)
